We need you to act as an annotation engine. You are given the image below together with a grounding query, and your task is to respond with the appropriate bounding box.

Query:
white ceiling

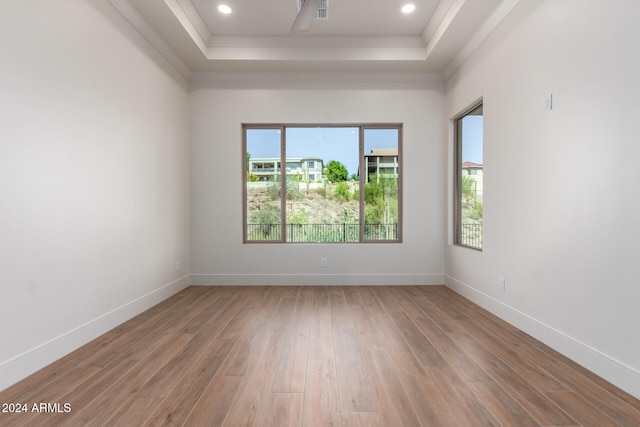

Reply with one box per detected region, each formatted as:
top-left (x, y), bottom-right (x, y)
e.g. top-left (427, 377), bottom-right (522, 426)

top-left (109, 0), bottom-right (521, 79)
top-left (192, 0), bottom-right (440, 37)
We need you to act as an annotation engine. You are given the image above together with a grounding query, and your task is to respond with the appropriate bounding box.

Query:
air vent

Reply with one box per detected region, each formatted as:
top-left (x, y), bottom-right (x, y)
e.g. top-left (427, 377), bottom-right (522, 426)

top-left (297, 0), bottom-right (329, 20)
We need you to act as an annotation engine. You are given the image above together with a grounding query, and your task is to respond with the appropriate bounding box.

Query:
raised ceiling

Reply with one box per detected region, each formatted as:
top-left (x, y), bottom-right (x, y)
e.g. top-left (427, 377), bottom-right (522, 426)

top-left (193, 0), bottom-right (439, 37)
top-left (110, 0), bottom-right (521, 79)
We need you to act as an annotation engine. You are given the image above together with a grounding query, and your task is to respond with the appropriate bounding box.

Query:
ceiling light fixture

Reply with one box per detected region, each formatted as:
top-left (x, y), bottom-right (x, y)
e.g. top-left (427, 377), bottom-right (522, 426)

top-left (218, 4), bottom-right (232, 14)
top-left (401, 4), bottom-right (416, 14)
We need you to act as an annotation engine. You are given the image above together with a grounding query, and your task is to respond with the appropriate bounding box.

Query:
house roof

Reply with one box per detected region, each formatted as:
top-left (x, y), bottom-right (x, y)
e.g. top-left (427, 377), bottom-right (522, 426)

top-left (250, 157), bottom-right (323, 162)
top-left (462, 161), bottom-right (483, 168)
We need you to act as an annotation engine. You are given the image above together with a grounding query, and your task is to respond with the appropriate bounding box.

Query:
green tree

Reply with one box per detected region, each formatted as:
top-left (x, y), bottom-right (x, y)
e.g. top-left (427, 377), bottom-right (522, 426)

top-left (461, 176), bottom-right (476, 202)
top-left (246, 152), bottom-right (260, 181)
top-left (324, 160), bottom-right (348, 183)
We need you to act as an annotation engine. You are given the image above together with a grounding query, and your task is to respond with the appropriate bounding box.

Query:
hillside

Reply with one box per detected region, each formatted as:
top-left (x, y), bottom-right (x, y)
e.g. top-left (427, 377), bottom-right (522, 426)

top-left (247, 182), bottom-right (359, 224)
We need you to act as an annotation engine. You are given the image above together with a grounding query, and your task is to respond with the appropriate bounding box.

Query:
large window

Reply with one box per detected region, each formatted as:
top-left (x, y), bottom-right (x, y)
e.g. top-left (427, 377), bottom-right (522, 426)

top-left (455, 103), bottom-right (483, 250)
top-left (244, 124), bottom-right (402, 243)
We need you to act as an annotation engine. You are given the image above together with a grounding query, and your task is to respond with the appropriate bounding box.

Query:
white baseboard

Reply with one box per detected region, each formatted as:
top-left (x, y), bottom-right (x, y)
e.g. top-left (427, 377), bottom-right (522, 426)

top-left (445, 275), bottom-right (640, 399)
top-left (0, 275), bottom-right (191, 392)
top-left (190, 273), bottom-right (444, 286)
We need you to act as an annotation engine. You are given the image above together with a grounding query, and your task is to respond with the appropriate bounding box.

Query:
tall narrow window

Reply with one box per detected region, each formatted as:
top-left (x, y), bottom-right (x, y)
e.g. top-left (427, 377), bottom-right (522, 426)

top-left (243, 124), bottom-right (402, 243)
top-left (455, 103), bottom-right (483, 250)
top-left (364, 128), bottom-right (401, 241)
top-left (245, 127), bottom-right (283, 241)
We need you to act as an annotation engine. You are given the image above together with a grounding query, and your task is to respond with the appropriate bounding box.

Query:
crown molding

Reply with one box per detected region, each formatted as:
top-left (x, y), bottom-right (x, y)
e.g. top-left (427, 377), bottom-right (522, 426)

top-left (208, 36), bottom-right (426, 49)
top-left (421, 0), bottom-right (456, 44)
top-left (111, 0), bottom-right (520, 80)
top-left (444, 0), bottom-right (523, 79)
top-left (424, 0), bottom-right (466, 58)
top-left (189, 71), bottom-right (445, 86)
top-left (109, 0), bottom-right (192, 80)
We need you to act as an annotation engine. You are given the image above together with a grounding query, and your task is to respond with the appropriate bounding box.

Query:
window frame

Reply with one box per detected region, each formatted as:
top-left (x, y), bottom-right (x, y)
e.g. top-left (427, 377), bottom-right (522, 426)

top-left (454, 101), bottom-right (483, 251)
top-left (243, 123), bottom-right (403, 244)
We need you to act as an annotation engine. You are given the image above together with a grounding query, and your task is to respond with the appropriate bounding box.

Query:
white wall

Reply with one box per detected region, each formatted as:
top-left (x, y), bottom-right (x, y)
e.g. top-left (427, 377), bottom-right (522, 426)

top-left (0, 0), bottom-right (190, 390)
top-left (190, 77), bottom-right (445, 286)
top-left (445, 0), bottom-right (640, 397)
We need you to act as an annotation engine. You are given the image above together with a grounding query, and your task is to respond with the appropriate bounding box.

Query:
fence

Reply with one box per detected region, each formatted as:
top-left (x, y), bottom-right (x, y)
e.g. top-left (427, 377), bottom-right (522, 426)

top-left (460, 223), bottom-right (482, 249)
top-left (246, 223), bottom-right (398, 242)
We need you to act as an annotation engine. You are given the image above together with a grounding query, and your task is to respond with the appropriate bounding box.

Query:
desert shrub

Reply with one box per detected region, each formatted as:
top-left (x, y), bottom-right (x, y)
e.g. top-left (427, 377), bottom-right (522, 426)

top-left (285, 175), bottom-right (302, 200)
top-left (313, 186), bottom-right (326, 198)
top-left (364, 176), bottom-right (398, 224)
top-left (364, 176), bottom-right (398, 204)
top-left (469, 201), bottom-right (483, 220)
top-left (250, 204), bottom-right (280, 224)
top-left (268, 174), bottom-right (302, 201)
top-left (249, 204), bottom-right (281, 239)
top-left (268, 175), bottom-right (280, 200)
top-left (287, 209), bottom-right (308, 225)
top-left (333, 181), bottom-right (351, 202)
top-left (461, 176), bottom-right (476, 202)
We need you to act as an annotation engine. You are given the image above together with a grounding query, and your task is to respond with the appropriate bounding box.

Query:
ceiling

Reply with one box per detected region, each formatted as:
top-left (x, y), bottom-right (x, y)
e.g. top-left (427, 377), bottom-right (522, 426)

top-left (109, 0), bottom-right (521, 79)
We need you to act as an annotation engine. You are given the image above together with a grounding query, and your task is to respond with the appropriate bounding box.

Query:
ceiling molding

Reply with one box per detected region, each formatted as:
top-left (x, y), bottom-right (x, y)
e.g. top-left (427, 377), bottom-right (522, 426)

top-left (164, 0), bottom-right (209, 54)
top-left (109, 0), bottom-right (192, 79)
top-left (112, 0), bottom-right (514, 78)
top-left (423, 0), bottom-right (466, 59)
top-left (421, 0), bottom-right (456, 45)
top-left (208, 36), bottom-right (426, 49)
top-left (168, 0), bottom-right (430, 62)
top-left (174, 0), bottom-right (212, 43)
top-left (443, 0), bottom-right (522, 79)
top-left (189, 71), bottom-right (445, 89)
top-left (201, 46), bottom-right (429, 62)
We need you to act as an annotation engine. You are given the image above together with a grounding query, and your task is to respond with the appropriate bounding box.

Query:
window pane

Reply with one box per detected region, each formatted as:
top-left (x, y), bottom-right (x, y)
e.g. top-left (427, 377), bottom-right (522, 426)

top-left (244, 124), bottom-right (402, 244)
top-left (364, 128), bottom-right (400, 241)
top-left (246, 129), bottom-right (282, 241)
top-left (285, 127), bottom-right (359, 242)
top-left (456, 104), bottom-right (483, 249)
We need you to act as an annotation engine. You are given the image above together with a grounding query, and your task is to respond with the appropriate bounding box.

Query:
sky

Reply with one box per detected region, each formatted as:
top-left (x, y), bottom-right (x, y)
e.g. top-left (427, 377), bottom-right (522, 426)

top-left (246, 127), bottom-right (399, 176)
top-left (246, 121), bottom-right (482, 175)
top-left (461, 116), bottom-right (483, 164)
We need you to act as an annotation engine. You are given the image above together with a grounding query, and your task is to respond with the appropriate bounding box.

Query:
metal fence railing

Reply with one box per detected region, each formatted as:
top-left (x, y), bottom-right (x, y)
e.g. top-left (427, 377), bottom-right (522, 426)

top-left (460, 223), bottom-right (482, 249)
top-left (246, 223), bottom-right (398, 242)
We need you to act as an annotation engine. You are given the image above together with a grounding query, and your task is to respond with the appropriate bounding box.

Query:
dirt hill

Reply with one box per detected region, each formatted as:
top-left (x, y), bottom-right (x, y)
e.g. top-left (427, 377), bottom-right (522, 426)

top-left (247, 182), bottom-right (359, 224)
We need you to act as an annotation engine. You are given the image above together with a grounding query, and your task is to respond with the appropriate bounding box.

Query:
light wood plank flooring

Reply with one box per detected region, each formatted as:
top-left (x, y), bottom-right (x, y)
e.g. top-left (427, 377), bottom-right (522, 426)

top-left (1, 286), bottom-right (639, 426)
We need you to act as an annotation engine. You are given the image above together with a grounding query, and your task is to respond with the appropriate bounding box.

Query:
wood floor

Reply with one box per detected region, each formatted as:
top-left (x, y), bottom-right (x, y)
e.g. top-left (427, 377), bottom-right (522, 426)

top-left (1, 286), bottom-right (639, 426)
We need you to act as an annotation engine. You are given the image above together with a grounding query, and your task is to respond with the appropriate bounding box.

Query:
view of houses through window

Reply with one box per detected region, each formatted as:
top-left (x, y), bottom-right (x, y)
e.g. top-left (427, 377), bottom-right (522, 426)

top-left (244, 125), bottom-right (401, 243)
top-left (455, 103), bottom-right (484, 249)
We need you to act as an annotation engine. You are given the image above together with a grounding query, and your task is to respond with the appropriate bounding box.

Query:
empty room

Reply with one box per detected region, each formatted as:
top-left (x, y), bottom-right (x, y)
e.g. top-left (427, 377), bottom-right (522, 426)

top-left (1, 0), bottom-right (639, 425)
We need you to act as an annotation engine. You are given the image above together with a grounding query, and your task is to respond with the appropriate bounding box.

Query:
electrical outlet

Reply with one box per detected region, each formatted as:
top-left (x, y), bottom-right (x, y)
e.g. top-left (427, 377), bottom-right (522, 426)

top-left (498, 277), bottom-right (506, 291)
top-left (320, 257), bottom-right (327, 268)
top-left (175, 260), bottom-right (181, 272)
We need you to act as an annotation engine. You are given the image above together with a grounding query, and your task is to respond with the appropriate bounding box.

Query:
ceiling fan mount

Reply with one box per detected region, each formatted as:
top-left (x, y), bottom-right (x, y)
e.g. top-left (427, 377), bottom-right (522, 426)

top-left (291, 0), bottom-right (328, 33)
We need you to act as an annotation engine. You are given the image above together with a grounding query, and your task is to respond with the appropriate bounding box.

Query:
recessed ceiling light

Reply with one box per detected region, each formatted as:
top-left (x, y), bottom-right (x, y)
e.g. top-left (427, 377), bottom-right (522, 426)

top-left (401, 4), bottom-right (416, 14)
top-left (218, 4), bottom-right (232, 14)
